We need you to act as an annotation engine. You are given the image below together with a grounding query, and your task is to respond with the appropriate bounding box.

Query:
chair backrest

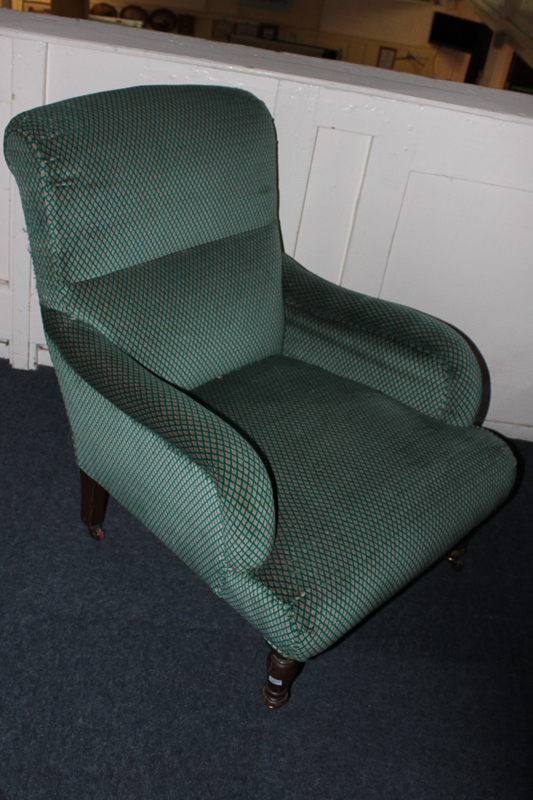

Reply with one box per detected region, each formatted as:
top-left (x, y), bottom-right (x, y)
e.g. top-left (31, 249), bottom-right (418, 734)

top-left (4, 85), bottom-right (285, 387)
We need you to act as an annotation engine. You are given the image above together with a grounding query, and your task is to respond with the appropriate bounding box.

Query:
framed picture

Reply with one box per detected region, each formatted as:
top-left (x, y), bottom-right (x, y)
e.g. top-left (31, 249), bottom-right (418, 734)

top-left (258, 23), bottom-right (278, 40)
top-left (377, 46), bottom-right (397, 70)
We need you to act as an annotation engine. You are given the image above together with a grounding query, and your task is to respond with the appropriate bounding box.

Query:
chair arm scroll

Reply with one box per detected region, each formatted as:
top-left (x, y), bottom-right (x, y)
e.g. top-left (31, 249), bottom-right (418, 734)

top-left (281, 254), bottom-right (487, 427)
top-left (42, 307), bottom-right (276, 574)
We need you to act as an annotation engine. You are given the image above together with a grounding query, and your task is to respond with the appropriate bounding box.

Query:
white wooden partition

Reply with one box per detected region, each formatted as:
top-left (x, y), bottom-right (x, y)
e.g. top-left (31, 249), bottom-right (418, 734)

top-left (2, 8), bottom-right (533, 441)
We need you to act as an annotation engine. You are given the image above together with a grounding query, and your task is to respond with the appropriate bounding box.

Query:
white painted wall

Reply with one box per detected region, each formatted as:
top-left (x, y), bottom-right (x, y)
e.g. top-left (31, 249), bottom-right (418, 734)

top-left (1, 9), bottom-right (533, 441)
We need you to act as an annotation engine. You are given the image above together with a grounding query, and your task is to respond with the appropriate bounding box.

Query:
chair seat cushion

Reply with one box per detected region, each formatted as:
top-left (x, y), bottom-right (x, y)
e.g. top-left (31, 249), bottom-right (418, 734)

top-left (193, 355), bottom-right (516, 658)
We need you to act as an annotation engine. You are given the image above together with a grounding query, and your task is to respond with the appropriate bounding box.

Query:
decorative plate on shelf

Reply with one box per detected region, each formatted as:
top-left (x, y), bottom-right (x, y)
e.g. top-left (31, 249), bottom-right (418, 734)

top-left (120, 5), bottom-right (148, 24)
top-left (90, 3), bottom-right (117, 15)
top-left (149, 8), bottom-right (178, 32)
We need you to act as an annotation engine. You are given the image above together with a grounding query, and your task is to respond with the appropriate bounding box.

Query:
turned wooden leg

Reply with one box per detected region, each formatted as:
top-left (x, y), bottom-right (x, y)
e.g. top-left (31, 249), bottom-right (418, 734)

top-left (261, 646), bottom-right (303, 708)
top-left (448, 538), bottom-right (468, 571)
top-left (80, 469), bottom-right (109, 541)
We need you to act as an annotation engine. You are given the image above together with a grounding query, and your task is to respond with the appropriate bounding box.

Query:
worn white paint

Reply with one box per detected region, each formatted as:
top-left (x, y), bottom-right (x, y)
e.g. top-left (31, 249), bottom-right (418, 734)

top-left (294, 127), bottom-right (371, 283)
top-left (381, 172), bottom-right (533, 429)
top-left (45, 43), bottom-right (280, 110)
top-left (9, 35), bottom-right (48, 369)
top-left (1, 9), bottom-right (533, 440)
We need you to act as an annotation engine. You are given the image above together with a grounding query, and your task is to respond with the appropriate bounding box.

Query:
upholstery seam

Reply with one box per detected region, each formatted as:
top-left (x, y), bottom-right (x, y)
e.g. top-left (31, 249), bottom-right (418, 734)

top-left (66, 219), bottom-right (282, 288)
top-left (9, 121), bottom-right (72, 311)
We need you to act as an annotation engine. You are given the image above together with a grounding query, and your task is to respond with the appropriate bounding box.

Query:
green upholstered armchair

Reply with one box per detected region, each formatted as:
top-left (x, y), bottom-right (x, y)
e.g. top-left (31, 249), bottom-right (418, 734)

top-left (4, 85), bottom-right (517, 707)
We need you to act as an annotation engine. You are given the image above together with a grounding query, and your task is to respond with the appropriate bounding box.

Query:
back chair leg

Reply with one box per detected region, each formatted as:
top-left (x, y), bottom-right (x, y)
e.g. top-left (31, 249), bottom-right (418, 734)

top-left (448, 538), bottom-right (468, 571)
top-left (261, 646), bottom-right (303, 708)
top-left (80, 469), bottom-right (109, 541)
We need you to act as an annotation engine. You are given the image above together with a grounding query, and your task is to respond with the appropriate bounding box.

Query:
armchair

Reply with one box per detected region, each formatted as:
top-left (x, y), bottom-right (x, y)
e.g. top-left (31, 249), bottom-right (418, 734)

top-left (4, 85), bottom-right (517, 707)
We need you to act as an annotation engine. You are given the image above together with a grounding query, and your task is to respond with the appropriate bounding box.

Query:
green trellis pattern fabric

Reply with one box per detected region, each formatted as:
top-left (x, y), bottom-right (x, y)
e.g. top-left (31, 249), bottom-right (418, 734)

top-left (282, 255), bottom-right (482, 427)
top-left (66, 223), bottom-right (283, 389)
top-left (4, 85), bottom-right (285, 386)
top-left (48, 339), bottom-right (230, 591)
top-left (194, 355), bottom-right (516, 659)
top-left (43, 307), bottom-right (276, 576)
top-left (45, 312), bottom-right (516, 662)
top-left (4, 85), bottom-right (278, 293)
top-left (4, 84), bottom-right (518, 665)
top-left (46, 335), bottom-right (313, 653)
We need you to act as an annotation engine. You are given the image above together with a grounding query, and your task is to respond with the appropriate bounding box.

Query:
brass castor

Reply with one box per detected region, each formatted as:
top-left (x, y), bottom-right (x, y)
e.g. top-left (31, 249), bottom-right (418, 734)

top-left (89, 526), bottom-right (105, 541)
top-left (449, 555), bottom-right (464, 571)
top-left (448, 541), bottom-right (467, 571)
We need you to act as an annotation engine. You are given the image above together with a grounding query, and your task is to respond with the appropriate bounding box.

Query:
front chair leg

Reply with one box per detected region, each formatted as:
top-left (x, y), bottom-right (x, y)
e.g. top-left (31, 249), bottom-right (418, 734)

top-left (80, 469), bottom-right (109, 541)
top-left (448, 538), bottom-right (468, 571)
top-left (261, 646), bottom-right (303, 708)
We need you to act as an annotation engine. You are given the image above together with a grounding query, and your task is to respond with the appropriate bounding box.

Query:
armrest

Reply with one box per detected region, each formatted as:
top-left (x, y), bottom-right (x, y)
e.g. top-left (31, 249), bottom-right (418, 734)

top-left (42, 306), bottom-right (276, 572)
top-left (282, 254), bottom-right (488, 427)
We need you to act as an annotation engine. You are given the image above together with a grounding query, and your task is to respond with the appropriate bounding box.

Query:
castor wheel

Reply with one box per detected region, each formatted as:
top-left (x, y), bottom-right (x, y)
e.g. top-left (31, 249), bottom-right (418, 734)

top-left (448, 541), bottom-right (467, 571)
top-left (80, 470), bottom-right (109, 541)
top-left (448, 556), bottom-right (464, 571)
